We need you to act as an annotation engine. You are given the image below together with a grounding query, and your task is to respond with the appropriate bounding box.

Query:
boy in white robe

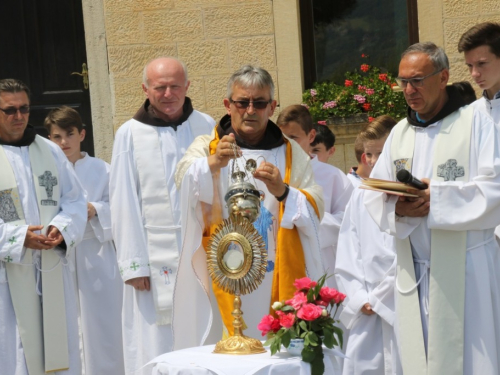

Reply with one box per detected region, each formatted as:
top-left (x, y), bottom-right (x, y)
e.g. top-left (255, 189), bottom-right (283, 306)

top-left (110, 57), bottom-right (215, 374)
top-left (335, 115), bottom-right (401, 375)
top-left (0, 79), bottom-right (86, 374)
top-left (347, 134), bottom-right (371, 187)
top-left (276, 104), bottom-right (353, 276)
top-left (45, 106), bottom-right (124, 375)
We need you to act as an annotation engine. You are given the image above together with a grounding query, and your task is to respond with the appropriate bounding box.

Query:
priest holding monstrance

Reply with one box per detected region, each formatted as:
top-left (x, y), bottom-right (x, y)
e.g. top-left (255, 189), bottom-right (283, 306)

top-left (172, 65), bottom-right (325, 350)
top-left (0, 79), bottom-right (86, 374)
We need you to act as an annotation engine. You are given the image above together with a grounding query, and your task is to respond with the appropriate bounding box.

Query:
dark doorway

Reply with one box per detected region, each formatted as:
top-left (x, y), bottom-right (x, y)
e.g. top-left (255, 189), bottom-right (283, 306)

top-left (0, 0), bottom-right (94, 156)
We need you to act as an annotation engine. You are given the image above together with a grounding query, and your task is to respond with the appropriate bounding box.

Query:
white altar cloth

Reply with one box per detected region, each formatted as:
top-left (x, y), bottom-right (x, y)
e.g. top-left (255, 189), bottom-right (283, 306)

top-left (149, 344), bottom-right (343, 375)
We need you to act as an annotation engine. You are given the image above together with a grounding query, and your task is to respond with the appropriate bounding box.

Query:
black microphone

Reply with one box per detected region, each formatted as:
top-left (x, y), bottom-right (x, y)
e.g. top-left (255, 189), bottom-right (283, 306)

top-left (396, 169), bottom-right (428, 190)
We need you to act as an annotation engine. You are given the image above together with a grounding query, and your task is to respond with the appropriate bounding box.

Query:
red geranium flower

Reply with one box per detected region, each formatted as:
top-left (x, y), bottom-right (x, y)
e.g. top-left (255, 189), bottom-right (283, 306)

top-left (362, 103), bottom-right (372, 111)
top-left (345, 80), bottom-right (353, 87)
top-left (369, 116), bottom-right (375, 122)
top-left (378, 73), bottom-right (388, 82)
top-left (360, 64), bottom-right (370, 72)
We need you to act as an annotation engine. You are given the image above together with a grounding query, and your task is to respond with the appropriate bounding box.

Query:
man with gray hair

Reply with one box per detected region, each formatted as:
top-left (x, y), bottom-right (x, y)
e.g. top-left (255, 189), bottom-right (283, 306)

top-left (109, 57), bottom-right (215, 374)
top-left (172, 65), bottom-right (325, 350)
top-left (364, 42), bottom-right (500, 374)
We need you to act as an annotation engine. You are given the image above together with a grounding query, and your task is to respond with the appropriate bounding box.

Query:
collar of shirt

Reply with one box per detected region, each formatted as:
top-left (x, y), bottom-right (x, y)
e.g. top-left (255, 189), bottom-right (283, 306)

top-left (483, 89), bottom-right (500, 100)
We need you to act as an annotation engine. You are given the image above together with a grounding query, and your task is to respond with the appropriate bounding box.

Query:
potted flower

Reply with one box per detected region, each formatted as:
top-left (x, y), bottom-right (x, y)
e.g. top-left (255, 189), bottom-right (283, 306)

top-left (302, 54), bottom-right (407, 124)
top-left (258, 274), bottom-right (345, 375)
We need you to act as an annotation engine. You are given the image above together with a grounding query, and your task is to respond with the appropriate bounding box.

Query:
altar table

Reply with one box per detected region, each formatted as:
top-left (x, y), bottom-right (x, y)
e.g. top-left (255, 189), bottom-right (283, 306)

top-left (149, 344), bottom-right (343, 375)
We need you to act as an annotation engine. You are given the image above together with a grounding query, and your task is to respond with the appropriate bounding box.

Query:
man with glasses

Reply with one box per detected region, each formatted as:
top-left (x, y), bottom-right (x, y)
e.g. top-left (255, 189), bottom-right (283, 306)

top-left (0, 78), bottom-right (87, 374)
top-left (172, 65), bottom-right (325, 350)
top-left (364, 42), bottom-right (500, 374)
top-left (109, 57), bottom-right (214, 375)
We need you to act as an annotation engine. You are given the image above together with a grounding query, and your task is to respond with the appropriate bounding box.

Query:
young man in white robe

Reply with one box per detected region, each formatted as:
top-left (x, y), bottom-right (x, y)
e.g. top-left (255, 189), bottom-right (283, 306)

top-left (335, 115), bottom-right (401, 375)
top-left (45, 106), bottom-right (124, 375)
top-left (459, 22), bottom-right (500, 246)
top-left (0, 79), bottom-right (87, 374)
top-left (172, 66), bottom-right (325, 350)
top-left (110, 57), bottom-right (215, 374)
top-left (276, 104), bottom-right (353, 277)
top-left (364, 42), bottom-right (500, 375)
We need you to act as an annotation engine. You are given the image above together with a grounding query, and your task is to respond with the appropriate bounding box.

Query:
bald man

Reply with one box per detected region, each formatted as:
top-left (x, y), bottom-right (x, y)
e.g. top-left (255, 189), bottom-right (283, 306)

top-left (110, 57), bottom-right (215, 374)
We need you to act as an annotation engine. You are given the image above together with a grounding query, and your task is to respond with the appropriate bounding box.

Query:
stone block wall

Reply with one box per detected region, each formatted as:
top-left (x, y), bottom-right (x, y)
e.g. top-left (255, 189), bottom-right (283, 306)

top-left (102, 0), bottom-right (278, 132)
top-left (419, 0), bottom-right (500, 94)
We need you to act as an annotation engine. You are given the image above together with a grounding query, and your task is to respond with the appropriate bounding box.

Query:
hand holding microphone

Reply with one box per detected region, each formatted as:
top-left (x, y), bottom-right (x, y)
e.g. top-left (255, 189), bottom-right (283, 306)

top-left (396, 170), bottom-right (429, 190)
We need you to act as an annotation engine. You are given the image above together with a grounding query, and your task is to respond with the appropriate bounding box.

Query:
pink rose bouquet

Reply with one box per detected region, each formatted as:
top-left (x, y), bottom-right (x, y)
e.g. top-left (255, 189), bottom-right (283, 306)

top-left (258, 274), bottom-right (345, 375)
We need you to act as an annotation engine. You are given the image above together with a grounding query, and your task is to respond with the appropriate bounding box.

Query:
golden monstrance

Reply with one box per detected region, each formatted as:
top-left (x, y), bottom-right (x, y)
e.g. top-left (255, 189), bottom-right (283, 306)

top-left (207, 147), bottom-right (268, 355)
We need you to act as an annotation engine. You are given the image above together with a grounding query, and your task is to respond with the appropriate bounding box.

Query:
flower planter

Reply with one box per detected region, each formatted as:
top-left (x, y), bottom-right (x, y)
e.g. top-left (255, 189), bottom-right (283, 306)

top-left (285, 339), bottom-right (304, 356)
top-left (327, 113), bottom-right (369, 125)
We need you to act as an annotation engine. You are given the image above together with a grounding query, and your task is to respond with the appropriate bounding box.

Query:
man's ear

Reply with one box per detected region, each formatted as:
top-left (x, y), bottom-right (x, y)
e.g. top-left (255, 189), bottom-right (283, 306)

top-left (308, 129), bottom-right (316, 144)
top-left (79, 129), bottom-right (86, 142)
top-left (223, 98), bottom-right (231, 116)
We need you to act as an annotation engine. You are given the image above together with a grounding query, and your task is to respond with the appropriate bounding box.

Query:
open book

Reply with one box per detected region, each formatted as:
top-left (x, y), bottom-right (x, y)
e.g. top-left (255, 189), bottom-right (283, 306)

top-left (359, 178), bottom-right (419, 197)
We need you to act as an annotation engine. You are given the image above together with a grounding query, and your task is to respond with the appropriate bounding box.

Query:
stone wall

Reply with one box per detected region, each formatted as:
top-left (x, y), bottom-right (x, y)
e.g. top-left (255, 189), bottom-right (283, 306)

top-left (102, 0), bottom-right (280, 134)
top-left (419, 0), bottom-right (500, 92)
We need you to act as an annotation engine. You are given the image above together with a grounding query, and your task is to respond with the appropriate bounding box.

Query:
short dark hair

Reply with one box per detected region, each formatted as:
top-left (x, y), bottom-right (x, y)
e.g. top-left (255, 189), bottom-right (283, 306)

top-left (276, 104), bottom-right (314, 134)
top-left (353, 135), bottom-right (364, 163)
top-left (458, 22), bottom-right (500, 57)
top-left (452, 81), bottom-right (477, 105)
top-left (44, 106), bottom-right (84, 133)
top-left (311, 123), bottom-right (335, 150)
top-left (0, 78), bottom-right (31, 99)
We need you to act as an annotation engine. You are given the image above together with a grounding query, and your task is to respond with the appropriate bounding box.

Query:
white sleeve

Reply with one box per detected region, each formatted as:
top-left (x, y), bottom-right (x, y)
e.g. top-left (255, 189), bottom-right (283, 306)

top-left (110, 130), bottom-right (150, 281)
top-left (89, 163), bottom-right (113, 243)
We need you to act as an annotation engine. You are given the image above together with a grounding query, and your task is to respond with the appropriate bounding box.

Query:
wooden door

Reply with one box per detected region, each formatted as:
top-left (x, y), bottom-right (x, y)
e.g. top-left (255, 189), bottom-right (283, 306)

top-left (0, 0), bottom-right (94, 155)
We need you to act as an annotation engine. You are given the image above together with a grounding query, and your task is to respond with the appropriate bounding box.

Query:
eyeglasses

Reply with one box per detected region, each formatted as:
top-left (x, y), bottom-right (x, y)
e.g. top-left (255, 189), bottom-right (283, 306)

top-left (0, 105), bottom-right (30, 116)
top-left (229, 98), bottom-right (271, 110)
top-left (395, 69), bottom-right (444, 89)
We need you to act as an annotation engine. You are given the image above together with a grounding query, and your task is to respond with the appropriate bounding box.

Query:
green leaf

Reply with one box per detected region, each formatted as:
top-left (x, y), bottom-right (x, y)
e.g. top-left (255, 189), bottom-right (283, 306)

top-left (323, 327), bottom-right (334, 348)
top-left (263, 337), bottom-right (275, 347)
top-left (308, 331), bottom-right (319, 346)
top-left (333, 325), bottom-right (344, 349)
top-left (299, 320), bottom-right (308, 332)
top-left (301, 346), bottom-right (315, 362)
top-left (281, 330), bottom-right (292, 348)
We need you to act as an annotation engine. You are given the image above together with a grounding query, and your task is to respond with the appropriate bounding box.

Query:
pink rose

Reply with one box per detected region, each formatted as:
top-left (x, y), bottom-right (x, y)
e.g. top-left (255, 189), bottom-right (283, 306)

top-left (279, 313), bottom-right (296, 329)
top-left (315, 299), bottom-right (329, 307)
top-left (258, 315), bottom-right (276, 336)
top-left (319, 287), bottom-right (339, 304)
top-left (286, 292), bottom-right (308, 310)
top-left (297, 303), bottom-right (323, 321)
top-left (293, 277), bottom-right (317, 291)
top-left (334, 292), bottom-right (346, 304)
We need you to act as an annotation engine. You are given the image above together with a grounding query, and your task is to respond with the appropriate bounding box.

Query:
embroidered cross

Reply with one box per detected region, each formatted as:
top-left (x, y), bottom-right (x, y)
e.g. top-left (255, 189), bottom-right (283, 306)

top-left (8, 236), bottom-right (16, 245)
top-left (4, 256), bottom-right (13, 262)
top-left (437, 159), bottom-right (465, 181)
top-left (62, 225), bottom-right (68, 232)
top-left (130, 262), bottom-right (140, 271)
top-left (38, 171), bottom-right (58, 206)
top-left (70, 240), bottom-right (75, 248)
top-left (0, 189), bottom-right (21, 223)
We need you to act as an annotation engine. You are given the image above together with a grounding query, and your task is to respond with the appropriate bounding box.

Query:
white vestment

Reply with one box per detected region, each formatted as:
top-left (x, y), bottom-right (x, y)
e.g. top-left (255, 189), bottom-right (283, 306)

top-left (0, 138), bottom-right (86, 374)
top-left (336, 187), bottom-right (401, 375)
top-left (110, 111), bottom-right (214, 375)
top-left (472, 96), bottom-right (500, 245)
top-left (310, 156), bottom-right (353, 275)
top-left (73, 152), bottom-right (124, 375)
top-left (364, 109), bottom-right (500, 374)
top-left (172, 133), bottom-right (325, 350)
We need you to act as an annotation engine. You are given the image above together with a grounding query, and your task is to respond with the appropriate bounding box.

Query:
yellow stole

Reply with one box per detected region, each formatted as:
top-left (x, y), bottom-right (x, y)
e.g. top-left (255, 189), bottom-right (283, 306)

top-left (204, 133), bottom-right (319, 335)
